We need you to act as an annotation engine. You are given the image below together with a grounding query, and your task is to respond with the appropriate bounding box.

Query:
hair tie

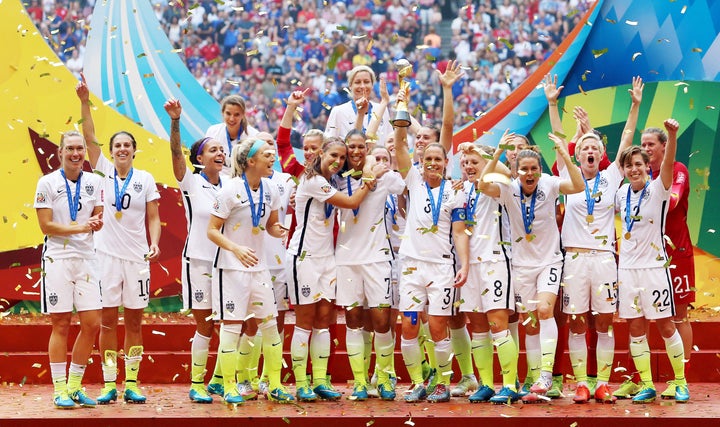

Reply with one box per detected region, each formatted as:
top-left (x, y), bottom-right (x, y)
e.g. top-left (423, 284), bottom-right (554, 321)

top-left (246, 139), bottom-right (266, 159)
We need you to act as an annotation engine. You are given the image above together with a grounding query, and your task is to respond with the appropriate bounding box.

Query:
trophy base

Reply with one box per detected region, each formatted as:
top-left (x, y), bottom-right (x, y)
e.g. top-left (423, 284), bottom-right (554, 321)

top-left (391, 111), bottom-right (411, 128)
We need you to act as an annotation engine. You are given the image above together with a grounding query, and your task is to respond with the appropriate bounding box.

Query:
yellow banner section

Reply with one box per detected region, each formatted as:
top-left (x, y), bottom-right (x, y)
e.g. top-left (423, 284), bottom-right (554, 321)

top-left (1, 1), bottom-right (175, 252)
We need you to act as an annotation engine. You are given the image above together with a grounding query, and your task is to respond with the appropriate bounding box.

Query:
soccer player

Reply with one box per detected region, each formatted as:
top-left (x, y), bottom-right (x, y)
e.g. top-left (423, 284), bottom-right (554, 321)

top-left (394, 121), bottom-right (470, 403)
top-left (640, 124), bottom-right (696, 400)
top-left (35, 131), bottom-right (104, 408)
top-left (479, 132), bottom-right (584, 403)
top-left (335, 129), bottom-right (405, 401)
top-left (164, 99), bottom-right (226, 403)
top-left (205, 94), bottom-right (258, 172)
top-left (457, 141), bottom-right (519, 404)
top-left (286, 138), bottom-right (376, 402)
top-left (207, 138), bottom-right (295, 404)
top-left (614, 119), bottom-right (689, 403)
top-left (77, 75), bottom-right (161, 404)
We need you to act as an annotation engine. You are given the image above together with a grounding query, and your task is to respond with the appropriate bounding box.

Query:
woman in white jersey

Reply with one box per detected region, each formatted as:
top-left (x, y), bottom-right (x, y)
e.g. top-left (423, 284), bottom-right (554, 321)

top-left (77, 76), bottom-right (161, 404)
top-left (394, 122), bottom-right (470, 403)
top-left (205, 94), bottom-right (259, 171)
top-left (456, 141), bottom-right (519, 404)
top-left (551, 77), bottom-right (643, 403)
top-left (614, 119), bottom-right (688, 404)
top-left (479, 132), bottom-right (584, 403)
top-left (336, 129), bottom-right (405, 401)
top-left (207, 138), bottom-right (294, 404)
top-left (324, 65), bottom-right (393, 143)
top-left (163, 99), bottom-right (226, 403)
top-left (34, 131), bottom-right (104, 409)
top-left (286, 137), bottom-right (376, 402)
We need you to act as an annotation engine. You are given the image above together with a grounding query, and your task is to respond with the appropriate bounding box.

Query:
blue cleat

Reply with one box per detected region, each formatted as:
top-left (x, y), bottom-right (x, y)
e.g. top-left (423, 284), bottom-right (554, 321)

top-left (489, 386), bottom-right (520, 405)
top-left (70, 389), bottom-right (96, 407)
top-left (631, 385), bottom-right (657, 404)
top-left (468, 385), bottom-right (496, 403)
top-left (268, 387), bottom-right (295, 403)
top-left (350, 383), bottom-right (369, 401)
top-left (296, 386), bottom-right (317, 402)
top-left (223, 390), bottom-right (244, 405)
top-left (123, 385), bottom-right (147, 404)
top-left (189, 385), bottom-right (213, 403)
top-left (675, 383), bottom-right (690, 403)
top-left (378, 382), bottom-right (396, 401)
top-left (96, 386), bottom-right (117, 404)
top-left (314, 383), bottom-right (341, 401)
top-left (54, 392), bottom-right (76, 409)
top-left (207, 381), bottom-right (224, 396)
top-left (404, 383), bottom-right (427, 403)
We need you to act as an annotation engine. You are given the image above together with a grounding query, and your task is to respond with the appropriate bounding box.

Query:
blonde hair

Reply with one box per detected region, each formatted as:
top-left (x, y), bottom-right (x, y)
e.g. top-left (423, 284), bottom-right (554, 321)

top-left (59, 130), bottom-right (85, 149)
top-left (576, 132), bottom-right (605, 156)
top-left (347, 65), bottom-right (376, 87)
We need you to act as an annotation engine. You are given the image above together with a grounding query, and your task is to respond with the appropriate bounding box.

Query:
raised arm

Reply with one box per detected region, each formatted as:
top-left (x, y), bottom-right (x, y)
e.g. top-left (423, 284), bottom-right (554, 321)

top-left (163, 99), bottom-right (187, 182)
top-left (75, 72), bottom-right (101, 167)
top-left (614, 76), bottom-right (644, 166)
top-left (278, 90), bottom-right (307, 177)
top-left (543, 73), bottom-right (564, 134)
top-left (394, 122), bottom-right (412, 179)
top-left (552, 133), bottom-right (584, 195)
top-left (660, 119), bottom-right (679, 190)
top-left (438, 60), bottom-right (465, 153)
top-left (478, 131), bottom-right (514, 198)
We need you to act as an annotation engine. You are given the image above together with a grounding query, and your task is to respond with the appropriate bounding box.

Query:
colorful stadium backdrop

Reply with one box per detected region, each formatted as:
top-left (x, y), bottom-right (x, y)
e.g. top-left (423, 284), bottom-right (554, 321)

top-left (1, 0), bottom-right (718, 312)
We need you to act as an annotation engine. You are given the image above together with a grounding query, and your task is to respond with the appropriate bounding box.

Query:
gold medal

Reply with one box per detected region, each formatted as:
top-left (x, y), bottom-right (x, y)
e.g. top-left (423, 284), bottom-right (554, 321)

top-left (430, 224), bottom-right (438, 233)
top-left (466, 226), bottom-right (474, 234)
top-left (324, 219), bottom-right (329, 226)
top-left (115, 211), bottom-right (123, 220)
top-left (586, 214), bottom-right (594, 223)
top-left (624, 232), bottom-right (631, 240)
top-left (252, 227), bottom-right (260, 235)
top-left (353, 217), bottom-right (358, 224)
top-left (392, 224), bottom-right (400, 231)
top-left (70, 221), bottom-right (78, 225)
top-left (525, 234), bottom-right (533, 241)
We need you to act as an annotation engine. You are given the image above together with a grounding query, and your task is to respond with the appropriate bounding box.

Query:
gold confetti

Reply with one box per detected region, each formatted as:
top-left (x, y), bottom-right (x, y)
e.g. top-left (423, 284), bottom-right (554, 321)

top-left (691, 47), bottom-right (703, 53)
top-left (592, 48), bottom-right (608, 58)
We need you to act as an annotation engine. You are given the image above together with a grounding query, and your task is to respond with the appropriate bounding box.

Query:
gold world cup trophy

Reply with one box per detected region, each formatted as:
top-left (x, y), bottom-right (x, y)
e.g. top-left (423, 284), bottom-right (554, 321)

top-left (391, 59), bottom-right (413, 128)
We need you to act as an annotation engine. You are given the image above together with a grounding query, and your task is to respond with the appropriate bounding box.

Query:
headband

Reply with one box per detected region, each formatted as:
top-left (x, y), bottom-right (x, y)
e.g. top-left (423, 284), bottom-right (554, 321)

top-left (197, 137), bottom-right (212, 155)
top-left (247, 139), bottom-right (266, 159)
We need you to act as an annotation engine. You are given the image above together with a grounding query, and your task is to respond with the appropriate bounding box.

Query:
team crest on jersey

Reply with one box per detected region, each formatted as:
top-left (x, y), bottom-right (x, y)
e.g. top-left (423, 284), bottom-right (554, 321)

top-left (194, 289), bottom-right (204, 303)
top-left (563, 292), bottom-right (570, 308)
top-left (442, 192), bottom-right (450, 202)
top-left (598, 176), bottom-right (608, 188)
top-left (48, 293), bottom-right (58, 306)
top-left (301, 285), bottom-right (311, 298)
top-left (85, 183), bottom-right (95, 196)
top-left (213, 200), bottom-right (220, 211)
top-left (514, 293), bottom-right (522, 304)
top-left (35, 192), bottom-right (46, 204)
top-left (277, 184), bottom-right (285, 195)
top-left (264, 192), bottom-right (271, 203)
top-left (133, 182), bottom-right (143, 193)
top-left (320, 184), bottom-right (332, 193)
top-left (225, 300), bottom-right (235, 313)
top-left (536, 190), bottom-right (547, 201)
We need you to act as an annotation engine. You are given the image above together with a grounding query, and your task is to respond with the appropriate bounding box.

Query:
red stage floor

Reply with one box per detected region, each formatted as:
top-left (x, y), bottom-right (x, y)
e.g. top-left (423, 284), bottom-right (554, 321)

top-left (1, 382), bottom-right (717, 427)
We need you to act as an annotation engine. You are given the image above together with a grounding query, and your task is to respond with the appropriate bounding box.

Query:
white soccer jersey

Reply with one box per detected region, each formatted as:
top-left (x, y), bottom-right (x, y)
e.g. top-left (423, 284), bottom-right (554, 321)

top-left (336, 170), bottom-right (406, 265)
top-left (264, 171), bottom-right (296, 271)
top-left (615, 177), bottom-right (670, 269)
top-left (399, 167), bottom-right (465, 264)
top-left (324, 100), bottom-right (393, 143)
top-left (497, 174), bottom-right (562, 267)
top-left (464, 181), bottom-right (511, 264)
top-left (34, 170), bottom-right (103, 259)
top-left (178, 168), bottom-right (227, 261)
top-left (560, 164), bottom-right (623, 250)
top-left (94, 155), bottom-right (160, 262)
top-left (286, 175), bottom-right (338, 258)
top-left (211, 176), bottom-right (280, 271)
top-left (205, 122), bottom-right (259, 167)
